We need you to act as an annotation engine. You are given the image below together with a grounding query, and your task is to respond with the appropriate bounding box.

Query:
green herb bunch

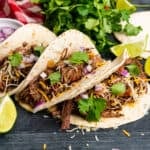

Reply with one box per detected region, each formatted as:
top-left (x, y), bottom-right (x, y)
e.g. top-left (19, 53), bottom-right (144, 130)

top-left (31, 0), bottom-right (141, 58)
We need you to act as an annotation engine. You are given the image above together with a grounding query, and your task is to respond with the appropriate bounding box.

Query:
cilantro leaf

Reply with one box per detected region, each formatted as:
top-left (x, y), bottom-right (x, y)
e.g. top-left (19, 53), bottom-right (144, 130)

top-left (69, 51), bottom-right (89, 64)
top-left (120, 10), bottom-right (131, 21)
top-left (77, 6), bottom-right (89, 17)
top-left (111, 82), bottom-right (126, 95)
top-left (48, 71), bottom-right (61, 85)
top-left (33, 45), bottom-right (45, 56)
top-left (126, 64), bottom-right (140, 76)
top-left (78, 96), bottom-right (106, 122)
top-left (123, 23), bottom-right (142, 36)
top-left (78, 97), bottom-right (93, 114)
top-left (85, 18), bottom-right (99, 30)
top-left (33, 0), bottom-right (140, 58)
top-left (8, 52), bottom-right (23, 67)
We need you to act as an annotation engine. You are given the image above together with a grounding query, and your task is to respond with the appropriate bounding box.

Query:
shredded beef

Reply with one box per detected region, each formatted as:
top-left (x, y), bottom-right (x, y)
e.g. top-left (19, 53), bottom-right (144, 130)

top-left (19, 82), bottom-right (44, 108)
top-left (29, 83), bottom-right (42, 102)
top-left (61, 100), bottom-right (73, 130)
top-left (18, 88), bottom-right (35, 108)
top-left (60, 64), bottom-right (84, 84)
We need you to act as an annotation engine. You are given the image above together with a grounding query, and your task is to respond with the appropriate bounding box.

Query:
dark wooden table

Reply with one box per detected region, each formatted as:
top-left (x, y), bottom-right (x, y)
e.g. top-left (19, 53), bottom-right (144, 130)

top-left (0, 0), bottom-right (150, 150)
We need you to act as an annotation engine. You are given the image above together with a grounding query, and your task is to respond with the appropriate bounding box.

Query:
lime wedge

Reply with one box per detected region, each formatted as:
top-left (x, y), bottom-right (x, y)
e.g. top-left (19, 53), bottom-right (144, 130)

top-left (111, 39), bottom-right (146, 58)
top-left (144, 57), bottom-right (150, 76)
top-left (116, 0), bottom-right (136, 11)
top-left (0, 95), bottom-right (17, 133)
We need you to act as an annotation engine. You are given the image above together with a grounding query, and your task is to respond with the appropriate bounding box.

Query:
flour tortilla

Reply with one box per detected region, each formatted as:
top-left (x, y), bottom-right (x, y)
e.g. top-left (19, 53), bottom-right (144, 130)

top-left (0, 23), bottom-right (56, 97)
top-left (70, 83), bottom-right (150, 130)
top-left (16, 29), bottom-right (128, 113)
top-left (114, 11), bottom-right (150, 58)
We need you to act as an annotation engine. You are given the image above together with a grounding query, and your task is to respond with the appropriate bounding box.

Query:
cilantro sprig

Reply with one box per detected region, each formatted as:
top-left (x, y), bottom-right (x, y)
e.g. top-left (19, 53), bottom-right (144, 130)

top-left (126, 64), bottom-right (140, 76)
top-left (78, 95), bottom-right (106, 122)
top-left (48, 71), bottom-right (61, 85)
top-left (33, 45), bottom-right (45, 56)
top-left (31, 0), bottom-right (141, 58)
top-left (111, 82), bottom-right (126, 95)
top-left (69, 51), bottom-right (89, 64)
top-left (8, 52), bottom-right (23, 67)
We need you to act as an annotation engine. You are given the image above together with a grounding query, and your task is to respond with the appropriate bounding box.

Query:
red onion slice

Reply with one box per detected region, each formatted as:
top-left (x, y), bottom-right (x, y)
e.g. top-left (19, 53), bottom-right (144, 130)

top-left (1, 27), bottom-right (15, 36)
top-left (23, 54), bottom-right (38, 63)
top-left (0, 31), bottom-right (5, 42)
top-left (84, 64), bottom-right (93, 74)
top-left (95, 84), bottom-right (102, 91)
top-left (0, 26), bottom-right (16, 42)
top-left (35, 100), bottom-right (45, 108)
top-left (80, 93), bottom-right (89, 99)
top-left (0, 37), bottom-right (5, 42)
top-left (120, 69), bottom-right (129, 77)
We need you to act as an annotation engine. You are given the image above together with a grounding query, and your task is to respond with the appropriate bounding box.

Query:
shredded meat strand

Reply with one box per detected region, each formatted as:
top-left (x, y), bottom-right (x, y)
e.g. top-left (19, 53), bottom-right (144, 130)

top-left (61, 101), bottom-right (73, 130)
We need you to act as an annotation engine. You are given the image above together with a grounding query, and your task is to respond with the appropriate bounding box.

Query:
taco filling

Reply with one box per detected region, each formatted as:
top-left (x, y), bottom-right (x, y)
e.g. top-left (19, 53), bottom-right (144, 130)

top-left (0, 42), bottom-right (46, 93)
top-left (18, 48), bottom-right (105, 109)
top-left (49, 57), bottom-right (149, 129)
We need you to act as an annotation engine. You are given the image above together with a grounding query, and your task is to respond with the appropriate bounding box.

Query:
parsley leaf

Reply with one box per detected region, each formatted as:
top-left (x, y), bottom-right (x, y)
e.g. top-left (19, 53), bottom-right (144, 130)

top-left (69, 51), bottom-right (89, 64)
top-left (111, 82), bottom-right (126, 95)
top-left (126, 64), bottom-right (140, 76)
top-left (48, 71), bottom-right (61, 85)
top-left (33, 45), bottom-right (45, 56)
top-left (8, 52), bottom-right (23, 67)
top-left (78, 96), bottom-right (106, 122)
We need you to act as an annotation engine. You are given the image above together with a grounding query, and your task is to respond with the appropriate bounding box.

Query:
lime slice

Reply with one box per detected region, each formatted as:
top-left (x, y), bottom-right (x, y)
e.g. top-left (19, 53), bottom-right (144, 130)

top-left (0, 95), bottom-right (17, 133)
top-left (111, 40), bottom-right (146, 58)
top-left (116, 0), bottom-right (136, 11)
top-left (144, 57), bottom-right (150, 76)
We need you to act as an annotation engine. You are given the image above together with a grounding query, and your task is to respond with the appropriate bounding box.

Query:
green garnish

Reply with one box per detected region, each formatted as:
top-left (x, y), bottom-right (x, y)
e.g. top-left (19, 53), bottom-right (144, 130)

top-left (111, 82), bottom-right (126, 95)
top-left (126, 64), bottom-right (140, 76)
top-left (123, 23), bottom-right (142, 36)
top-left (31, 0), bottom-right (141, 58)
top-left (78, 95), bottom-right (106, 122)
top-left (8, 52), bottom-right (23, 67)
top-left (69, 51), bottom-right (89, 64)
top-left (33, 45), bottom-right (45, 56)
top-left (48, 71), bottom-right (61, 85)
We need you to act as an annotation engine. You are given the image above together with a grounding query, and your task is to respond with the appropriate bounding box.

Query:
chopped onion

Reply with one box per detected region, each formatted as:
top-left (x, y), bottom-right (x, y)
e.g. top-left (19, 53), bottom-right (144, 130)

top-left (84, 65), bottom-right (93, 74)
top-left (30, 54), bottom-right (38, 61)
top-left (0, 31), bottom-right (5, 42)
top-left (40, 72), bottom-right (47, 79)
top-left (120, 69), bottom-right (129, 77)
top-left (35, 101), bottom-right (45, 108)
top-left (95, 84), bottom-right (102, 91)
top-left (0, 37), bottom-right (5, 42)
top-left (80, 47), bottom-right (85, 51)
top-left (23, 54), bottom-right (38, 63)
top-left (0, 31), bottom-right (4, 38)
top-left (1, 27), bottom-right (15, 36)
top-left (80, 93), bottom-right (89, 99)
top-left (0, 27), bottom-right (16, 42)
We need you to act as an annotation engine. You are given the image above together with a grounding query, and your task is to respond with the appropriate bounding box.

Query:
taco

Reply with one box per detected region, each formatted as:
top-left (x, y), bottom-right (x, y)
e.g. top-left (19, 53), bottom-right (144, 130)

top-left (0, 24), bottom-right (56, 97)
top-left (48, 57), bottom-right (150, 130)
top-left (15, 29), bottom-right (127, 112)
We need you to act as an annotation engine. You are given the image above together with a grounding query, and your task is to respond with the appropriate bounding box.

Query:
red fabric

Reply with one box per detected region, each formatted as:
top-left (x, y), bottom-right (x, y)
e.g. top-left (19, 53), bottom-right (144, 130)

top-left (0, 0), bottom-right (43, 24)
